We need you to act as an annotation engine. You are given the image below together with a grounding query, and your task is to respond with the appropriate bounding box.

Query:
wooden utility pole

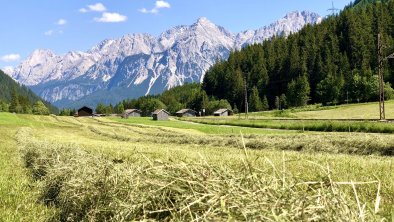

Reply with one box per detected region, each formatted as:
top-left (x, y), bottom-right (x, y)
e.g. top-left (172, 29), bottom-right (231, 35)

top-left (244, 75), bottom-right (248, 119)
top-left (378, 34), bottom-right (385, 120)
top-left (377, 33), bottom-right (394, 121)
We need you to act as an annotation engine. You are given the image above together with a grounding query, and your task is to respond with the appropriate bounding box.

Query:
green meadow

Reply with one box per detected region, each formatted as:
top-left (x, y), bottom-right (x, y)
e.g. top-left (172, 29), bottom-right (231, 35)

top-left (0, 105), bottom-right (394, 221)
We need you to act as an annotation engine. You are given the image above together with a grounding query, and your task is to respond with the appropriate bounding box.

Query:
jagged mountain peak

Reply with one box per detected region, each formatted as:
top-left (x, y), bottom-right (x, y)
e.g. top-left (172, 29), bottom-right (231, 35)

top-left (30, 49), bottom-right (57, 59)
top-left (11, 11), bottom-right (322, 108)
top-left (283, 10), bottom-right (322, 24)
top-left (195, 17), bottom-right (214, 26)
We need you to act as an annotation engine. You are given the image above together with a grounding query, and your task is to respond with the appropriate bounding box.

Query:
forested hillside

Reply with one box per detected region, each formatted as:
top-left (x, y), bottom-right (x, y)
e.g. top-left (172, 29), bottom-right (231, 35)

top-left (0, 70), bottom-right (58, 114)
top-left (202, 0), bottom-right (394, 111)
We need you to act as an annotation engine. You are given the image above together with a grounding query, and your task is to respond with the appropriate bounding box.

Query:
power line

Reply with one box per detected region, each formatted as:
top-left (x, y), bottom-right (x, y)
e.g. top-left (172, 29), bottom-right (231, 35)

top-left (327, 1), bottom-right (339, 15)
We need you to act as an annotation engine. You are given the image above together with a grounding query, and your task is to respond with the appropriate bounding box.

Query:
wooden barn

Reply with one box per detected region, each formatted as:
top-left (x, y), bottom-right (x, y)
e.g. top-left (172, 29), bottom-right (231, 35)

top-left (122, 109), bottom-right (141, 118)
top-left (176, 109), bottom-right (196, 117)
top-left (152, 109), bottom-right (170, 121)
top-left (77, 106), bottom-right (93, 117)
top-left (213, 109), bottom-right (233, 117)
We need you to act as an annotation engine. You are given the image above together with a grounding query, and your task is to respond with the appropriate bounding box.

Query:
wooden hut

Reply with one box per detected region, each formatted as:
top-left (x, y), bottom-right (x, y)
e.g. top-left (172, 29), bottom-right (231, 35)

top-left (122, 109), bottom-right (141, 118)
top-left (77, 106), bottom-right (93, 117)
top-left (176, 109), bottom-right (196, 117)
top-left (152, 109), bottom-right (170, 121)
top-left (213, 109), bottom-right (233, 117)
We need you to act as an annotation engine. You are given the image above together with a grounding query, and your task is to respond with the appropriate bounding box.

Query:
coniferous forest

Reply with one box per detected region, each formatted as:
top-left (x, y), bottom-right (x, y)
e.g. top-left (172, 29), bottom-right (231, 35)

top-left (202, 0), bottom-right (394, 111)
top-left (0, 70), bottom-right (57, 114)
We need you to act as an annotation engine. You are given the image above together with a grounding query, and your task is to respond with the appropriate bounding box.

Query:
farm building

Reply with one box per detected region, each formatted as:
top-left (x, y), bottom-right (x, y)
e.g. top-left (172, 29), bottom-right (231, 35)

top-left (152, 109), bottom-right (170, 121)
top-left (122, 109), bottom-right (142, 118)
top-left (213, 109), bottom-right (233, 117)
top-left (176, 109), bottom-right (197, 117)
top-left (77, 106), bottom-right (93, 117)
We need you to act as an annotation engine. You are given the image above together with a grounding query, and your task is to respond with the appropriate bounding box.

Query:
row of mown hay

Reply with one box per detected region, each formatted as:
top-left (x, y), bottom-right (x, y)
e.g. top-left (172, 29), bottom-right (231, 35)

top-left (16, 127), bottom-right (379, 221)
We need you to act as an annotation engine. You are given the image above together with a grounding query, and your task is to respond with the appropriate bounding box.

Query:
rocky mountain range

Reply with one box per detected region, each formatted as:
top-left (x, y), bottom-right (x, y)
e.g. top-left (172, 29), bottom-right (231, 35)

top-left (9, 11), bottom-right (322, 108)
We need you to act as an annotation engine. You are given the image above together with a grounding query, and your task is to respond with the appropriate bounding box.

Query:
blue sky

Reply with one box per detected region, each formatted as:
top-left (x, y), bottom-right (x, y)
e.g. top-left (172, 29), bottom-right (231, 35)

top-left (0, 0), bottom-right (354, 71)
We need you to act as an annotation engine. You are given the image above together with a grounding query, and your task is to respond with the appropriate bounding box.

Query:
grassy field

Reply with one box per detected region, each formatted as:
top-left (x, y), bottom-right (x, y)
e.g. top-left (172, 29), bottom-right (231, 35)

top-left (186, 118), bottom-right (394, 134)
top-left (1, 111), bottom-right (394, 221)
top-left (238, 100), bottom-right (394, 120)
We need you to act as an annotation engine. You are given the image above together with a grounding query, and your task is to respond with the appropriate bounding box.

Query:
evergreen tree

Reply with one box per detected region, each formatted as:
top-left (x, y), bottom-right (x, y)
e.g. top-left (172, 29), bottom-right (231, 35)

top-left (317, 74), bottom-right (344, 105)
top-left (0, 101), bottom-right (9, 112)
top-left (279, 94), bottom-right (287, 109)
top-left (233, 104), bottom-right (239, 114)
top-left (249, 86), bottom-right (263, 111)
top-left (96, 103), bottom-right (106, 114)
top-left (274, 96), bottom-right (280, 110)
top-left (33, 101), bottom-right (50, 115)
top-left (187, 89), bottom-right (209, 112)
top-left (116, 103), bottom-right (125, 114)
top-left (59, 109), bottom-right (71, 116)
top-left (287, 75), bottom-right (310, 107)
top-left (9, 88), bottom-right (22, 113)
top-left (105, 104), bottom-right (114, 115)
top-left (262, 96), bottom-right (269, 111)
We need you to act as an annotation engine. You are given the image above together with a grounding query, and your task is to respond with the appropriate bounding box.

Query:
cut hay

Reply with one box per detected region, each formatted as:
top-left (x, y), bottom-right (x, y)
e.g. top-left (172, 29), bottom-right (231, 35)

top-left (16, 127), bottom-right (383, 221)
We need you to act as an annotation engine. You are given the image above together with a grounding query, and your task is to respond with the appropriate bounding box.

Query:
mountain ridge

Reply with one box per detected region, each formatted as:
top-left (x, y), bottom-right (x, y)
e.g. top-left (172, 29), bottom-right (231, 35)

top-left (10, 11), bottom-right (322, 108)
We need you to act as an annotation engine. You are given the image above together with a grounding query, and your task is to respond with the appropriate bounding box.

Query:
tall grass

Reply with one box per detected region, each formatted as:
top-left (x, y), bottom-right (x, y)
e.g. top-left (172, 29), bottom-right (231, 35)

top-left (16, 127), bottom-right (384, 221)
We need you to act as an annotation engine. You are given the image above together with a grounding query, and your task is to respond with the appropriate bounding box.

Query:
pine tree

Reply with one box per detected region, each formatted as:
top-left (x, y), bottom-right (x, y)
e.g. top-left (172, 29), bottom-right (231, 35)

top-left (33, 101), bottom-right (50, 115)
top-left (117, 103), bottom-right (125, 114)
top-left (9, 88), bottom-right (22, 113)
top-left (287, 75), bottom-right (310, 107)
top-left (280, 94), bottom-right (287, 109)
top-left (96, 103), bottom-right (106, 114)
top-left (317, 74), bottom-right (344, 105)
top-left (274, 96), bottom-right (280, 110)
top-left (249, 86), bottom-right (263, 111)
top-left (262, 96), bottom-right (269, 111)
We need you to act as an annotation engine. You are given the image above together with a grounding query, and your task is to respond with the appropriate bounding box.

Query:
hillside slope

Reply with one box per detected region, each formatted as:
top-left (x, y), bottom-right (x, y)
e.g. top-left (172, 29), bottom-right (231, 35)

top-left (0, 69), bottom-right (58, 113)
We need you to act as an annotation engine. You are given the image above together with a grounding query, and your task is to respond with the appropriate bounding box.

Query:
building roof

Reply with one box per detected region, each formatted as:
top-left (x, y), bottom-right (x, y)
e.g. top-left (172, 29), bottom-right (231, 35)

top-left (176, 109), bottom-right (196, 114)
top-left (214, 108), bottom-right (230, 114)
top-left (153, 109), bottom-right (170, 115)
top-left (123, 109), bottom-right (141, 114)
top-left (78, 106), bottom-right (93, 112)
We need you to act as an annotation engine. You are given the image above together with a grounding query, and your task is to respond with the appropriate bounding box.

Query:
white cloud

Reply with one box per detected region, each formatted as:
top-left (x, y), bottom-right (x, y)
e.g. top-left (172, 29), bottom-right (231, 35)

top-left (57, 19), bottom-right (67, 25)
top-left (44, 30), bottom-right (63, 36)
top-left (80, 3), bottom-right (107, 13)
top-left (139, 8), bottom-right (158, 14)
top-left (89, 3), bottom-right (107, 12)
top-left (140, 0), bottom-right (170, 14)
top-left (0, 54), bottom-right (20, 62)
top-left (156, 0), bottom-right (171, 9)
top-left (94, 12), bottom-right (127, 23)
top-left (44, 30), bottom-right (54, 36)
top-left (2, 66), bottom-right (14, 74)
